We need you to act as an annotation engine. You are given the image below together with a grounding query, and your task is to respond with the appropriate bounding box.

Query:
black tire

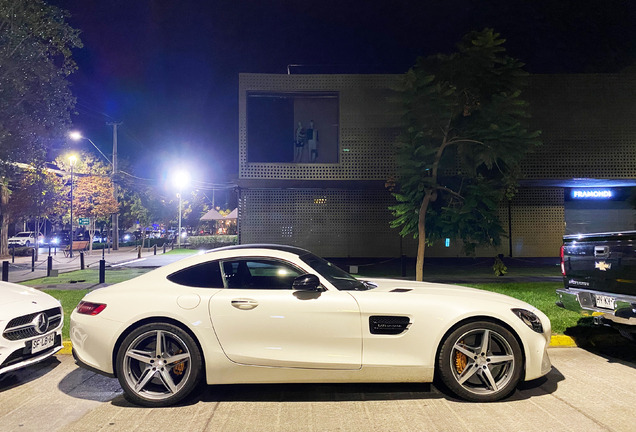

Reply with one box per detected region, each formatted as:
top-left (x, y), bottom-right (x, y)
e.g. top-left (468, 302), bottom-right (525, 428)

top-left (437, 321), bottom-right (523, 402)
top-left (115, 322), bottom-right (203, 407)
top-left (25, 241), bottom-right (30, 247)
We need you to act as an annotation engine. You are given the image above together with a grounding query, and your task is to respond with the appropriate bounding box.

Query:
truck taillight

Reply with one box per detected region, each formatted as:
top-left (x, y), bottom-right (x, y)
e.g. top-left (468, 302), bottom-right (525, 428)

top-left (560, 244), bottom-right (565, 276)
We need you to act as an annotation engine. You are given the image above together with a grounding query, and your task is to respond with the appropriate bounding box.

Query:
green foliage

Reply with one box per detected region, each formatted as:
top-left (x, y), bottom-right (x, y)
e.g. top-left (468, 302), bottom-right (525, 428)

top-left (187, 234), bottom-right (237, 249)
top-left (0, 0), bottom-right (82, 174)
top-left (492, 255), bottom-right (508, 276)
top-left (391, 29), bottom-right (541, 260)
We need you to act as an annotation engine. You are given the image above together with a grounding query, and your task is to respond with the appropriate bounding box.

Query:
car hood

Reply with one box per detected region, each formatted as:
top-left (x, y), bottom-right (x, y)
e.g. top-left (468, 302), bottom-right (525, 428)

top-left (0, 282), bottom-right (57, 307)
top-left (358, 278), bottom-right (534, 309)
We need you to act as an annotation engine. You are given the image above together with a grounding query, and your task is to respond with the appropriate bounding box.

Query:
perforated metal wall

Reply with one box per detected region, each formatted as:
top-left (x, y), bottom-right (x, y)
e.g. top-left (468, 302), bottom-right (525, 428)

top-left (523, 74), bottom-right (636, 179)
top-left (239, 74), bottom-right (401, 180)
top-left (238, 188), bottom-right (405, 257)
top-left (509, 188), bottom-right (565, 257)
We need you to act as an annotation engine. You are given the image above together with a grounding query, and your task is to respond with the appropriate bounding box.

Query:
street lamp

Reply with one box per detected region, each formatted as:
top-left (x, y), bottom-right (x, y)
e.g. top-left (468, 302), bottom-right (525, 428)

top-left (68, 155), bottom-right (77, 258)
top-left (172, 171), bottom-right (190, 249)
top-left (69, 130), bottom-right (118, 250)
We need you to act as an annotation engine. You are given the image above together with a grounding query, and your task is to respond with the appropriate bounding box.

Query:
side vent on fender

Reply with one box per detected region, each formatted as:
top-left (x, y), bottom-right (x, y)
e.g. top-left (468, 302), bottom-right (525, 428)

top-left (369, 316), bottom-right (411, 335)
top-left (390, 288), bottom-right (412, 293)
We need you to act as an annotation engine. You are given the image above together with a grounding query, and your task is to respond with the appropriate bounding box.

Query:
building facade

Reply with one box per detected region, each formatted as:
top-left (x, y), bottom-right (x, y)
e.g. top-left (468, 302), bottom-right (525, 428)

top-left (236, 73), bottom-right (636, 258)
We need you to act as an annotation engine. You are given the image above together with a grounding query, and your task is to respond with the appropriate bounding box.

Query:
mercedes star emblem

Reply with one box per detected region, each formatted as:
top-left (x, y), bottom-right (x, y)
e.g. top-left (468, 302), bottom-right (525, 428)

top-left (32, 313), bottom-right (49, 334)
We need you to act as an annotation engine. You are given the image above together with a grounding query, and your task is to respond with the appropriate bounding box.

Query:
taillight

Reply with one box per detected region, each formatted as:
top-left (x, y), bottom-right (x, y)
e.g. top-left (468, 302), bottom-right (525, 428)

top-left (560, 244), bottom-right (566, 276)
top-left (76, 301), bottom-right (107, 315)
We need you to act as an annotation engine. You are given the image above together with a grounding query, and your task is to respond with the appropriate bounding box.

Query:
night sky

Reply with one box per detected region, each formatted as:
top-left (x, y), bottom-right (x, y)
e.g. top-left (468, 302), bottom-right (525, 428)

top-left (50, 0), bottom-right (636, 184)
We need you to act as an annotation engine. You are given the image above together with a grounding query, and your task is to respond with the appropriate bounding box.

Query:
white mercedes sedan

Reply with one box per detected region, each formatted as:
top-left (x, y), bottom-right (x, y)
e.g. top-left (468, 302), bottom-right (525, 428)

top-left (70, 245), bottom-right (552, 407)
top-left (1, 283), bottom-right (64, 375)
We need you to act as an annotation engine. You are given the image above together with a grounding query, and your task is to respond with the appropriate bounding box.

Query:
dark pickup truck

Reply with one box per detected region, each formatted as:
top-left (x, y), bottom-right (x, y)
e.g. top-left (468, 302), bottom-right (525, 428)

top-left (556, 231), bottom-right (636, 340)
top-left (557, 231), bottom-right (636, 338)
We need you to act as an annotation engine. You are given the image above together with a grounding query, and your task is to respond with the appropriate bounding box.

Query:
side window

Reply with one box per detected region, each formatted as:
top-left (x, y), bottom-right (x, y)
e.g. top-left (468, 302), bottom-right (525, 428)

top-left (221, 259), bottom-right (302, 289)
top-left (167, 261), bottom-right (224, 288)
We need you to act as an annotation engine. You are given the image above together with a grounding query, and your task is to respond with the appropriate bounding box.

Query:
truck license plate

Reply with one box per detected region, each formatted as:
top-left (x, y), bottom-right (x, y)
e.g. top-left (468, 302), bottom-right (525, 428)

top-left (31, 333), bottom-right (55, 354)
top-left (595, 295), bottom-right (615, 310)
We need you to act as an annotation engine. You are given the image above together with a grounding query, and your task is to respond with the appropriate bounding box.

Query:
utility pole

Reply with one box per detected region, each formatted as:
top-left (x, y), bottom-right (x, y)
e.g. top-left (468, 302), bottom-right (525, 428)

top-left (107, 122), bottom-right (122, 250)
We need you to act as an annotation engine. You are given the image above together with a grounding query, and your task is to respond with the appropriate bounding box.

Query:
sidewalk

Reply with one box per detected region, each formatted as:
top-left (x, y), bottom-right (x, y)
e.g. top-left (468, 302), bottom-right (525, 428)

top-left (0, 246), bottom-right (196, 284)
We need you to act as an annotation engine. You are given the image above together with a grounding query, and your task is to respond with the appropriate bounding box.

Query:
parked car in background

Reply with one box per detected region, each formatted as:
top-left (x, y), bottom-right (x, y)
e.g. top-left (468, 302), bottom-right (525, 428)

top-left (0, 281), bottom-right (64, 375)
top-left (8, 232), bottom-right (44, 248)
top-left (49, 231), bottom-right (70, 247)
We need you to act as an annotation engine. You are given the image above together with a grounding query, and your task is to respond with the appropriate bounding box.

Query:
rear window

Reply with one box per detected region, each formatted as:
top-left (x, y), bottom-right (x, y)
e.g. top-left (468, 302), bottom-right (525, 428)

top-left (167, 261), bottom-right (224, 288)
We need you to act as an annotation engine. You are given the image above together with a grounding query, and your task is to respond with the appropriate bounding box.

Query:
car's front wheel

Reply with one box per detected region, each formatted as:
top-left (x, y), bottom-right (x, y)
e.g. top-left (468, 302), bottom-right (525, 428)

top-left (25, 241), bottom-right (30, 247)
top-left (437, 321), bottom-right (523, 402)
top-left (115, 323), bottom-right (203, 407)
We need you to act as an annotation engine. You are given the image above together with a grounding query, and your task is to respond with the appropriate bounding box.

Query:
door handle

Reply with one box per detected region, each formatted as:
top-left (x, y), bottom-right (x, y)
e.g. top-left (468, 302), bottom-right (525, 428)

top-left (231, 298), bottom-right (259, 310)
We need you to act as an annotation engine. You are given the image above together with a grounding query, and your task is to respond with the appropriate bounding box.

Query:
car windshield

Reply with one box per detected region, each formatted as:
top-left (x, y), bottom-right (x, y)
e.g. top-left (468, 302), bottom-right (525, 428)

top-left (16, 233), bottom-right (31, 237)
top-left (300, 253), bottom-right (367, 291)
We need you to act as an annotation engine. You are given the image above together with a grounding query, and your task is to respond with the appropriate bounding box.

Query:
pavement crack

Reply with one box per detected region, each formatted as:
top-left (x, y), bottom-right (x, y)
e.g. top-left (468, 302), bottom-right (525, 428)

top-left (542, 385), bottom-right (615, 431)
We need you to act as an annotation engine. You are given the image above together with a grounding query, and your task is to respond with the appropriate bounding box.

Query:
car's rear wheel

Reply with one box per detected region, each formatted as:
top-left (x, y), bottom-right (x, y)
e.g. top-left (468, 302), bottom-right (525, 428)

top-left (438, 321), bottom-right (523, 402)
top-left (116, 323), bottom-right (203, 407)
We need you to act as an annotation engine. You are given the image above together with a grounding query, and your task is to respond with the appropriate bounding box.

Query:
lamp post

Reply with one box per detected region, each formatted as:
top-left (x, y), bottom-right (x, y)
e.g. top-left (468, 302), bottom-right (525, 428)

top-left (68, 155), bottom-right (77, 258)
top-left (173, 171), bottom-right (190, 249)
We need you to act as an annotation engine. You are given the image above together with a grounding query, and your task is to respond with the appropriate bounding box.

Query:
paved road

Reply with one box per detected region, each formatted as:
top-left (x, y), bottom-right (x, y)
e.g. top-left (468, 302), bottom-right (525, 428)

top-left (0, 347), bottom-right (633, 432)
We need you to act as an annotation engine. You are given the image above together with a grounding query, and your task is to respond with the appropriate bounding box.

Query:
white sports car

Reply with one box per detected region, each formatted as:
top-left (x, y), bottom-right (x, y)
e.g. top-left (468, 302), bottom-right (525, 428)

top-left (70, 245), bottom-right (552, 407)
top-left (1, 283), bottom-right (64, 375)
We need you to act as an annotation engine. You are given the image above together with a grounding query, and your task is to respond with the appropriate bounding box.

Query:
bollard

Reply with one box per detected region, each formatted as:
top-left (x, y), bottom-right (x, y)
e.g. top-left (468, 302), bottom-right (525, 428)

top-left (47, 255), bottom-right (53, 277)
top-left (11, 246), bottom-right (14, 263)
top-left (153, 244), bottom-right (157, 255)
top-left (163, 243), bottom-right (166, 254)
top-left (80, 251), bottom-right (85, 270)
top-left (102, 246), bottom-right (105, 259)
top-left (108, 241), bottom-right (110, 254)
top-left (171, 241), bottom-right (174, 251)
top-left (401, 254), bottom-right (406, 278)
top-left (99, 259), bottom-right (105, 284)
top-left (31, 248), bottom-right (35, 272)
top-left (2, 261), bottom-right (8, 282)
top-left (137, 245), bottom-right (142, 259)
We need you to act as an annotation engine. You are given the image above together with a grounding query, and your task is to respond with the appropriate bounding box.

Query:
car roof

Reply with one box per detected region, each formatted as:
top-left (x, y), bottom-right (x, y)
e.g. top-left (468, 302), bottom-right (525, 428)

top-left (211, 243), bottom-right (312, 256)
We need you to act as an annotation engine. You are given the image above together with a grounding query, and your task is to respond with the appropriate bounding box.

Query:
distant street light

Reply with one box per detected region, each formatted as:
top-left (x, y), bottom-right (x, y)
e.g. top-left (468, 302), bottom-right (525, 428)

top-left (172, 171), bottom-right (190, 249)
top-left (68, 131), bottom-right (112, 167)
top-left (68, 155), bottom-right (77, 258)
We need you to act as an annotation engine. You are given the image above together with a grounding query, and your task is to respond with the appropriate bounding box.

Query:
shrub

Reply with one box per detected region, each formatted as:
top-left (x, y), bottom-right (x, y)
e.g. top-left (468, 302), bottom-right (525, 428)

top-left (187, 235), bottom-right (237, 250)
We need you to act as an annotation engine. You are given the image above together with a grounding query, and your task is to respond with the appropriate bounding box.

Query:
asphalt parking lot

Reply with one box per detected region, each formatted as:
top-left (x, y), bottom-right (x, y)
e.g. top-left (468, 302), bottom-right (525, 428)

top-left (0, 347), bottom-right (633, 432)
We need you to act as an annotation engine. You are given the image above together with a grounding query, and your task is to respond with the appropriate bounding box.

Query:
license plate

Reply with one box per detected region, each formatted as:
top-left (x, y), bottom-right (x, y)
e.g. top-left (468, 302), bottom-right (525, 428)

top-left (31, 333), bottom-right (55, 354)
top-left (595, 295), bottom-right (615, 310)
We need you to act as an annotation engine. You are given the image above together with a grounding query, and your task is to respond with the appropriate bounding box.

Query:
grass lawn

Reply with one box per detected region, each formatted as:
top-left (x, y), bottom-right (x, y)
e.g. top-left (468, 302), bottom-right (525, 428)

top-left (42, 289), bottom-right (89, 340)
top-left (164, 249), bottom-right (199, 255)
top-left (19, 268), bottom-right (152, 286)
top-left (466, 282), bottom-right (580, 334)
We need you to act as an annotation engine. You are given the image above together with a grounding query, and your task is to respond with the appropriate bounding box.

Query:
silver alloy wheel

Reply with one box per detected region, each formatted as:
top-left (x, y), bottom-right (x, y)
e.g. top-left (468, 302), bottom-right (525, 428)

top-left (122, 329), bottom-right (192, 401)
top-left (449, 328), bottom-right (515, 395)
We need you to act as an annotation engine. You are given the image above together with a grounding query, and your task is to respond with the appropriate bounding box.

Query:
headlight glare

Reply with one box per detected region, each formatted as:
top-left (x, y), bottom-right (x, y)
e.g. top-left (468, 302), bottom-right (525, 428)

top-left (511, 308), bottom-right (544, 333)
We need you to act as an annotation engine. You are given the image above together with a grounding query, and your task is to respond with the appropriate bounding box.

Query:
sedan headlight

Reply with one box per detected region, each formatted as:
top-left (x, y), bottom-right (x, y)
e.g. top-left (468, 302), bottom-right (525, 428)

top-left (511, 308), bottom-right (544, 333)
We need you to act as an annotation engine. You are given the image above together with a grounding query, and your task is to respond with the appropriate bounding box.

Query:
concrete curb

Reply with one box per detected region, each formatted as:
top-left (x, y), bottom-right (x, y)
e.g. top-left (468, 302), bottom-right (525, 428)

top-left (56, 335), bottom-right (578, 356)
top-left (550, 335), bottom-right (577, 347)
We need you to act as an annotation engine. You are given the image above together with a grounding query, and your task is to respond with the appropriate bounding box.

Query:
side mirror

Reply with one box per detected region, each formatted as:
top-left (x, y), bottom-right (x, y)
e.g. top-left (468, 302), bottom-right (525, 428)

top-left (292, 274), bottom-right (321, 291)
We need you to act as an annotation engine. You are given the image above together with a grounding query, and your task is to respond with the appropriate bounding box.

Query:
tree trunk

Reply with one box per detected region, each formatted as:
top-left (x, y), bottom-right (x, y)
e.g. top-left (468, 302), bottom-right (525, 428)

top-left (416, 191), bottom-right (435, 281)
top-left (0, 182), bottom-right (8, 256)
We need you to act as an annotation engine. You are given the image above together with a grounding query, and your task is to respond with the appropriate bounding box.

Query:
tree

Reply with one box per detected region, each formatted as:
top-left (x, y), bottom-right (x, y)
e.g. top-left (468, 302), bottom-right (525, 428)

top-left (0, 0), bottom-right (82, 254)
top-left (6, 166), bottom-right (65, 230)
top-left (72, 175), bottom-right (118, 252)
top-left (390, 29), bottom-right (541, 281)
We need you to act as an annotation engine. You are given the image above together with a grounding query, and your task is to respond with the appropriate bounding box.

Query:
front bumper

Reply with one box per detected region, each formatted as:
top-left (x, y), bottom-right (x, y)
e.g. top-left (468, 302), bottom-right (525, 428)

top-left (0, 332), bottom-right (63, 375)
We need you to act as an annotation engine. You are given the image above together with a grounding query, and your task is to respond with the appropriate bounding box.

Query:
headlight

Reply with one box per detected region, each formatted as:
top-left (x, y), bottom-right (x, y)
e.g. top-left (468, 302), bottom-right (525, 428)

top-left (124, 234), bottom-right (130, 240)
top-left (511, 308), bottom-right (544, 333)
top-left (181, 232), bottom-right (187, 238)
